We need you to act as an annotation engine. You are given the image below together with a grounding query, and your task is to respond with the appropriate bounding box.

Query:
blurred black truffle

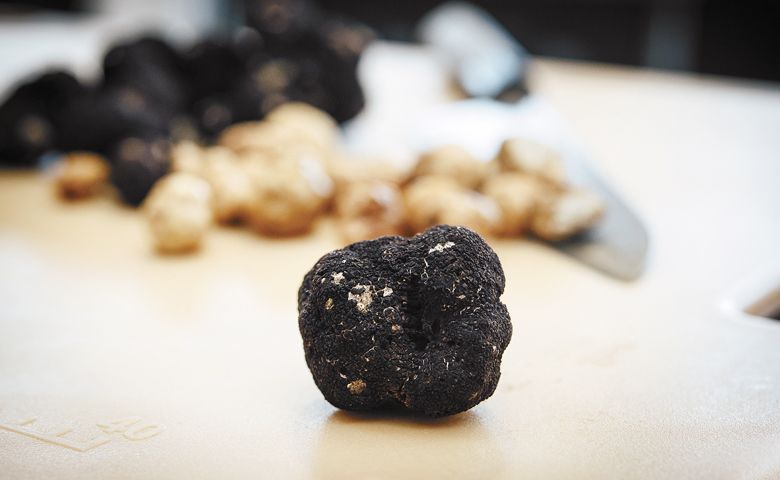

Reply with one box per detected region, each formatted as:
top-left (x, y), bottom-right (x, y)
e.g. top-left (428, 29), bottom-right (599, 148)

top-left (182, 37), bottom-right (268, 138)
top-left (182, 39), bottom-right (248, 102)
top-left (231, 27), bottom-right (267, 67)
top-left (298, 225), bottom-right (512, 417)
top-left (240, 16), bottom-right (371, 124)
top-left (0, 70), bottom-right (86, 166)
top-left (310, 19), bottom-right (372, 122)
top-left (60, 85), bottom-right (173, 154)
top-left (190, 91), bottom-right (262, 140)
top-left (1, 10), bottom-right (371, 166)
top-left (244, 0), bottom-right (319, 48)
top-left (102, 36), bottom-right (187, 112)
top-left (110, 136), bottom-right (170, 206)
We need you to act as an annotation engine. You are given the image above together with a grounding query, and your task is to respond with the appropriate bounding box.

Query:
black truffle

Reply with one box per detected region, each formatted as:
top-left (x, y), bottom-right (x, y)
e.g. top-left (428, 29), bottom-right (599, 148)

top-left (109, 136), bottom-right (170, 206)
top-left (1, 12), bottom-right (371, 165)
top-left (298, 225), bottom-right (512, 417)
top-left (102, 36), bottom-right (187, 112)
top-left (0, 70), bottom-right (86, 166)
top-left (243, 0), bottom-right (319, 49)
top-left (60, 85), bottom-right (173, 154)
top-left (190, 87), bottom-right (266, 140)
top-left (311, 18), bottom-right (372, 122)
top-left (182, 39), bottom-right (248, 102)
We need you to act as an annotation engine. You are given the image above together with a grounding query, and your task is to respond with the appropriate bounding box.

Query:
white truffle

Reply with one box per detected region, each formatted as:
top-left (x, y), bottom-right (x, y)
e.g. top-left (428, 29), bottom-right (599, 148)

top-left (54, 152), bottom-right (110, 200)
top-left (327, 155), bottom-right (407, 197)
top-left (497, 138), bottom-right (566, 187)
top-left (170, 140), bottom-right (206, 177)
top-left (335, 180), bottom-right (405, 243)
top-left (530, 188), bottom-right (605, 241)
top-left (144, 173), bottom-right (213, 253)
top-left (264, 102), bottom-right (340, 153)
top-left (201, 147), bottom-right (254, 225)
top-left (245, 151), bottom-right (333, 236)
top-left (404, 176), bottom-right (499, 237)
top-left (411, 145), bottom-right (488, 189)
top-left (219, 115), bottom-right (334, 162)
top-left (481, 173), bottom-right (547, 236)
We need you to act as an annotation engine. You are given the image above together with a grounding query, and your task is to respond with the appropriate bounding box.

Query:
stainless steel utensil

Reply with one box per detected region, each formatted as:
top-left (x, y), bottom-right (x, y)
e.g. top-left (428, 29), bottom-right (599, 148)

top-left (418, 2), bottom-right (649, 281)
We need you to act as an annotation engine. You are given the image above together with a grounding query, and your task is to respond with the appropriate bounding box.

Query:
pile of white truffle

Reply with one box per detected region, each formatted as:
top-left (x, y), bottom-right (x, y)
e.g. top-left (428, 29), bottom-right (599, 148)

top-left (53, 102), bottom-right (604, 253)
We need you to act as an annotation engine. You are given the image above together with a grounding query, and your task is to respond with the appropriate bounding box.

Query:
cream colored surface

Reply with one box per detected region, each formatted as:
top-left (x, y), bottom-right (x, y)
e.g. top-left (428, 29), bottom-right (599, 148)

top-left (1, 59), bottom-right (780, 479)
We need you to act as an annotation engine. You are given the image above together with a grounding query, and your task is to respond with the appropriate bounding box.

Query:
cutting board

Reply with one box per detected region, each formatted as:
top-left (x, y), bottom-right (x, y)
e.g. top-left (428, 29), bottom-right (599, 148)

top-left (1, 49), bottom-right (780, 478)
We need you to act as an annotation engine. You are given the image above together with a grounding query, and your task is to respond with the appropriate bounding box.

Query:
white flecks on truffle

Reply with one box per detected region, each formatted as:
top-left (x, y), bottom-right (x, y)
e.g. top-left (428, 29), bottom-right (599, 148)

top-left (428, 241), bottom-right (455, 254)
top-left (331, 272), bottom-right (345, 285)
top-left (348, 284), bottom-right (373, 313)
top-left (325, 298), bottom-right (334, 310)
top-left (381, 286), bottom-right (393, 297)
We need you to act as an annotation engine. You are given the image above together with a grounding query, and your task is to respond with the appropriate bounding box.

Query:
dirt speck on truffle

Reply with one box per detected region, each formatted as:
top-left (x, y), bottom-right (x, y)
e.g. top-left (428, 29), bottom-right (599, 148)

top-left (347, 379), bottom-right (366, 395)
top-left (347, 284), bottom-right (373, 312)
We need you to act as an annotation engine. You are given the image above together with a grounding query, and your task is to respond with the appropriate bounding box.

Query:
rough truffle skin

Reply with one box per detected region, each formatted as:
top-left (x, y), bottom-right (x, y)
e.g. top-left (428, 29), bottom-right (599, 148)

top-left (298, 225), bottom-right (512, 417)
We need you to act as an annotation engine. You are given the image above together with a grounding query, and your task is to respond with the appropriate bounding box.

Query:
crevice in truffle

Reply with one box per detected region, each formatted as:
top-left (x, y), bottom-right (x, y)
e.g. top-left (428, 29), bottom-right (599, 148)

top-left (403, 286), bottom-right (442, 351)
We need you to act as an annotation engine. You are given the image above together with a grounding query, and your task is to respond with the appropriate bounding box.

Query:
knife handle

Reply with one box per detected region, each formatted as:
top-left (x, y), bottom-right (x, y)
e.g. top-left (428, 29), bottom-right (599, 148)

top-left (416, 2), bottom-right (530, 100)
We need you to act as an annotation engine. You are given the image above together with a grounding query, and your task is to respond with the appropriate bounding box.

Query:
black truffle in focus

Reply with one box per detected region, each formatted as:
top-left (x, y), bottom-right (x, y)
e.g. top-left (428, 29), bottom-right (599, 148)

top-left (298, 225), bottom-right (512, 417)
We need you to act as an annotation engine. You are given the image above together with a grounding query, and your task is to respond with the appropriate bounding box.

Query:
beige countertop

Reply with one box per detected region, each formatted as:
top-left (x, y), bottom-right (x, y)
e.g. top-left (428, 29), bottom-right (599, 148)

top-left (1, 57), bottom-right (779, 479)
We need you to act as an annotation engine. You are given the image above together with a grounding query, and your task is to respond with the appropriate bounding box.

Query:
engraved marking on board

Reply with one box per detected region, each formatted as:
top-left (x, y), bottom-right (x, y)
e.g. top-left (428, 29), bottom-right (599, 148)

top-left (0, 413), bottom-right (164, 452)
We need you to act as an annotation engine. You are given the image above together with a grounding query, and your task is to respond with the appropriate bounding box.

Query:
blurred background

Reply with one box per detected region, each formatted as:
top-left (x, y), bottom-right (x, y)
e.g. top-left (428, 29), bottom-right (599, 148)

top-left (1, 0), bottom-right (777, 231)
top-left (2, 0), bottom-right (779, 82)
top-left (323, 0), bottom-right (780, 82)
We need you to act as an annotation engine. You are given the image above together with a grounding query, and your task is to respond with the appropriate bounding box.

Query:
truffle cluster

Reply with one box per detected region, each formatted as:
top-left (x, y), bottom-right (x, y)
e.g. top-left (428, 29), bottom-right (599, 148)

top-left (8, 0), bottom-right (602, 253)
top-left (0, 0), bottom-right (371, 206)
top-left (47, 113), bottom-right (604, 253)
top-left (404, 139), bottom-right (606, 242)
top-left (298, 225), bottom-right (512, 417)
top-left (47, 102), bottom-right (408, 253)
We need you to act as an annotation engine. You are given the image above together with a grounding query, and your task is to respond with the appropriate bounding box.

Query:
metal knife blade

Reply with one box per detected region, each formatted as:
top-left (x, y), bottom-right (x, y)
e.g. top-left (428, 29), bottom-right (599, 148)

top-left (555, 158), bottom-right (649, 281)
top-left (417, 2), bottom-right (649, 281)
